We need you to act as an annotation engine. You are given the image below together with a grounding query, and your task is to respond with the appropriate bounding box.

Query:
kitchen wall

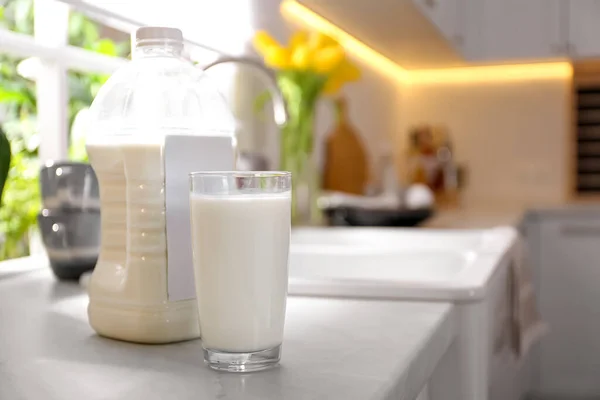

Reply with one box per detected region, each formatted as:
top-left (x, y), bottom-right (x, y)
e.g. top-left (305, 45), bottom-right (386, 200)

top-left (245, 1), bottom-right (574, 206)
top-left (399, 77), bottom-right (572, 207)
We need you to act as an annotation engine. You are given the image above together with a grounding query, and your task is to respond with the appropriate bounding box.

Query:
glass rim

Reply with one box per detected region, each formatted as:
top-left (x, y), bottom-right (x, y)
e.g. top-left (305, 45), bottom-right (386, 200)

top-left (189, 171), bottom-right (291, 178)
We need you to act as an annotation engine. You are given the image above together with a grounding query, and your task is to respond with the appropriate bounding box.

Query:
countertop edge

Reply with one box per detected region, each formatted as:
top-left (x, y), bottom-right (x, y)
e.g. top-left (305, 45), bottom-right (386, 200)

top-left (378, 303), bottom-right (457, 400)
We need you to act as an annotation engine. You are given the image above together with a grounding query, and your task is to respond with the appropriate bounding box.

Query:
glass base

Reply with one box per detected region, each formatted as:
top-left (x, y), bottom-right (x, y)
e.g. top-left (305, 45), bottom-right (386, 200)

top-left (203, 344), bottom-right (281, 372)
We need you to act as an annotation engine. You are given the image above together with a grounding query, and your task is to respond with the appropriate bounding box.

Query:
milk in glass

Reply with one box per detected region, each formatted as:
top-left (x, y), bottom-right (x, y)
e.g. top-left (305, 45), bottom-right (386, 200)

top-left (190, 193), bottom-right (291, 352)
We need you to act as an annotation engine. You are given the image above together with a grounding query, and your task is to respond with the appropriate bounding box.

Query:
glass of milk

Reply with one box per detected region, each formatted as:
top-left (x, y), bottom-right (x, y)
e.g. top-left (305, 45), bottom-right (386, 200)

top-left (189, 171), bottom-right (291, 372)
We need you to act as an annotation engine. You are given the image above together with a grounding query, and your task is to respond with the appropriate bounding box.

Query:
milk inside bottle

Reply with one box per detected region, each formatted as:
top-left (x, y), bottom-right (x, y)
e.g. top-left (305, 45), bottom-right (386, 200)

top-left (86, 27), bottom-right (235, 343)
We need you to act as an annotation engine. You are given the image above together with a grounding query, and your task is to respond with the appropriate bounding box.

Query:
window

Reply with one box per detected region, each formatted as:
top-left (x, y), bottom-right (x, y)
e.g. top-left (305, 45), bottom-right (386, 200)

top-left (0, 0), bottom-right (228, 260)
top-left (0, 0), bottom-right (129, 259)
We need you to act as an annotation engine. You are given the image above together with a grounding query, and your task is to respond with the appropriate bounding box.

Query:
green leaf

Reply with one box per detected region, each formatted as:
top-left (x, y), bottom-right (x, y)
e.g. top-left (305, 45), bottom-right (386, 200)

top-left (90, 81), bottom-right (103, 98)
top-left (82, 19), bottom-right (99, 45)
top-left (68, 12), bottom-right (84, 41)
top-left (116, 42), bottom-right (131, 58)
top-left (0, 150), bottom-right (39, 259)
top-left (69, 135), bottom-right (88, 162)
top-left (93, 39), bottom-right (117, 56)
top-left (12, 0), bottom-right (32, 35)
top-left (0, 127), bottom-right (11, 206)
top-left (0, 86), bottom-right (28, 104)
top-left (68, 72), bottom-right (92, 103)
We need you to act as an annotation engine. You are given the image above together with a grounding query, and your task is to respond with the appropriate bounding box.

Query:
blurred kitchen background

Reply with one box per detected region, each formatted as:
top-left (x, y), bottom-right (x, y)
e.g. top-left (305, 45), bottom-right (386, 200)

top-left (1, 1), bottom-right (599, 398)
top-left (1, 0), bottom-right (589, 244)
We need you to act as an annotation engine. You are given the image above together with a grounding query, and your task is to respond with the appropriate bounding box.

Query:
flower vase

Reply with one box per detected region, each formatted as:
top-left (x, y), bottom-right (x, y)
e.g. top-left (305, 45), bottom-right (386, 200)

top-left (281, 147), bottom-right (320, 225)
top-left (278, 72), bottom-right (322, 225)
top-left (252, 29), bottom-right (362, 224)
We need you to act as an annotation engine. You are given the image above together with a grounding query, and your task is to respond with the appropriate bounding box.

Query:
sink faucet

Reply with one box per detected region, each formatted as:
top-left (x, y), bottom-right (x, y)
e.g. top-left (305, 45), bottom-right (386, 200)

top-left (201, 56), bottom-right (288, 171)
top-left (202, 56), bottom-right (288, 129)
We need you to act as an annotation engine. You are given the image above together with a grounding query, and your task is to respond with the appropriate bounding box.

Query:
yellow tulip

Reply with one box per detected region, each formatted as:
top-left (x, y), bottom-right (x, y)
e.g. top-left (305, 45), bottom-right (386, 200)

top-left (291, 44), bottom-right (311, 70)
top-left (323, 60), bottom-right (361, 94)
top-left (308, 32), bottom-right (338, 51)
top-left (336, 59), bottom-right (361, 82)
top-left (265, 47), bottom-right (291, 69)
top-left (312, 45), bottom-right (344, 74)
top-left (289, 31), bottom-right (309, 51)
top-left (323, 75), bottom-right (345, 95)
top-left (253, 30), bottom-right (282, 58)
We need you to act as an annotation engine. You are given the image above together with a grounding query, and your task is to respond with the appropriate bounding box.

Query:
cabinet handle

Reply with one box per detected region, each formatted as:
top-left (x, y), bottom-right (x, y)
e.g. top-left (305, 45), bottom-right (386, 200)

top-left (560, 225), bottom-right (600, 237)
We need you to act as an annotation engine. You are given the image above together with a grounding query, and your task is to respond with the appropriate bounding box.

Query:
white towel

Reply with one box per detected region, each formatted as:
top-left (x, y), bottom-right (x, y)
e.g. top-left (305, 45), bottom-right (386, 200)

top-left (508, 237), bottom-right (548, 357)
top-left (495, 235), bottom-right (548, 358)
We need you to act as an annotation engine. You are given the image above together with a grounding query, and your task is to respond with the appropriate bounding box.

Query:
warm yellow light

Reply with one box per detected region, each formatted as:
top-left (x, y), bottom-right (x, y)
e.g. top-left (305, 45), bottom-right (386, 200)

top-left (409, 62), bottom-right (573, 84)
top-left (280, 0), bottom-right (410, 83)
top-left (281, 0), bottom-right (573, 85)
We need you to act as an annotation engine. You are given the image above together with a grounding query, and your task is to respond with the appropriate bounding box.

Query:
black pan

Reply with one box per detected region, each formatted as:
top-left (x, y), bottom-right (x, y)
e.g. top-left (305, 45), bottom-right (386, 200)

top-left (323, 207), bottom-right (434, 227)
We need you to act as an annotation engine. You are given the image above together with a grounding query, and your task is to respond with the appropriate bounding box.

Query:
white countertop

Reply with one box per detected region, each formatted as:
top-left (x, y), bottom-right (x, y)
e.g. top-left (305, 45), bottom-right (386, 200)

top-left (0, 259), bottom-right (457, 400)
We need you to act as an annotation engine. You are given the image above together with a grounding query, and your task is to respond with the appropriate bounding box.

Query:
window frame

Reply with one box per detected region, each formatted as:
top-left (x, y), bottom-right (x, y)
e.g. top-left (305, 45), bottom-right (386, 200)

top-left (0, 0), bottom-right (127, 162)
top-left (0, 0), bottom-right (224, 162)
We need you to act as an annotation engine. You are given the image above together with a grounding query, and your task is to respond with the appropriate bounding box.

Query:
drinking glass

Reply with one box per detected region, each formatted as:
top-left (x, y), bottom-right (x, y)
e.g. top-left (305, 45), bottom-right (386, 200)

top-left (189, 171), bottom-right (292, 372)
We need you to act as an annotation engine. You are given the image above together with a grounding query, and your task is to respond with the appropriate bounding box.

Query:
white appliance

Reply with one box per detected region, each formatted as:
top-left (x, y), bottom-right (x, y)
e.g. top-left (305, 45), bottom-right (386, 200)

top-left (289, 227), bottom-right (528, 400)
top-left (527, 210), bottom-right (600, 399)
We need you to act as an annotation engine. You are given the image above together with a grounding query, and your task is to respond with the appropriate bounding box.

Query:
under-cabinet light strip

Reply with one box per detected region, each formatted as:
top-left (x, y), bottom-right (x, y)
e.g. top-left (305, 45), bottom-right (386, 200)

top-left (281, 0), bottom-right (573, 84)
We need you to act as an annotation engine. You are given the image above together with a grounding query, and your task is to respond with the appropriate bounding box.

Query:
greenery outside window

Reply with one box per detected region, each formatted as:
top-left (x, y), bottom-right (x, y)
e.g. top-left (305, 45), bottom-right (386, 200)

top-left (0, 0), bottom-right (129, 260)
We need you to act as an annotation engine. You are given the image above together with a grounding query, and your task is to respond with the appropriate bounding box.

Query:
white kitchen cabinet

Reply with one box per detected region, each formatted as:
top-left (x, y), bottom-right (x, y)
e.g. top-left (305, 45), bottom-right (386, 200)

top-left (416, 0), bottom-right (600, 62)
top-left (568, 0), bottom-right (600, 58)
top-left (415, 0), bottom-right (566, 63)
top-left (533, 213), bottom-right (600, 397)
top-left (471, 0), bottom-right (564, 62)
top-left (412, 0), bottom-right (462, 48)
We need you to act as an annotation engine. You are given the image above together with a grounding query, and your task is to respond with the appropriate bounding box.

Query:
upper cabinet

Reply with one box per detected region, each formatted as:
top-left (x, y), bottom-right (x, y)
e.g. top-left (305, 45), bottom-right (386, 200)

top-left (412, 0), bottom-right (461, 48)
top-left (441, 0), bottom-right (600, 63)
top-left (298, 0), bottom-right (465, 69)
top-left (474, 0), bottom-right (564, 62)
top-left (413, 0), bottom-right (566, 63)
top-left (472, 0), bottom-right (600, 62)
top-left (299, 0), bottom-right (600, 69)
top-left (446, 0), bottom-right (565, 63)
top-left (568, 0), bottom-right (600, 59)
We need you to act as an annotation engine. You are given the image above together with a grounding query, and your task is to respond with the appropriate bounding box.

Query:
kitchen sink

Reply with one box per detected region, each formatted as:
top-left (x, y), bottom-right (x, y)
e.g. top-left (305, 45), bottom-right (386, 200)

top-left (289, 226), bottom-right (517, 301)
top-left (291, 226), bottom-right (516, 254)
top-left (288, 226), bottom-right (524, 400)
top-left (291, 248), bottom-right (472, 281)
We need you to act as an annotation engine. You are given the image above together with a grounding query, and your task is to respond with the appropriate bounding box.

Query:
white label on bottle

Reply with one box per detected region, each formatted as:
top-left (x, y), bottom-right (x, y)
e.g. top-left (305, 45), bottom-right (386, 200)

top-left (164, 134), bottom-right (234, 301)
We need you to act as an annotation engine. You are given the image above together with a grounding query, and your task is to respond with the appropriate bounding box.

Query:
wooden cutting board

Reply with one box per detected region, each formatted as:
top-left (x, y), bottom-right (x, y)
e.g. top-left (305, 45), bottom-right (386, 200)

top-left (322, 98), bottom-right (368, 194)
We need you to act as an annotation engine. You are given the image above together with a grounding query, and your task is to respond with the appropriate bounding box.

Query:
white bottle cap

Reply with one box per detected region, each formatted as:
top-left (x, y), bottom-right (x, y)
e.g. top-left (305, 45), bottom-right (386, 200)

top-left (135, 27), bottom-right (183, 45)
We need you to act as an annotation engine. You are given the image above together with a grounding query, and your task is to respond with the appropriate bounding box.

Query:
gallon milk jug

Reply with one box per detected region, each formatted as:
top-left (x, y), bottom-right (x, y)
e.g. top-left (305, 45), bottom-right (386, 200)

top-left (86, 27), bottom-right (235, 343)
